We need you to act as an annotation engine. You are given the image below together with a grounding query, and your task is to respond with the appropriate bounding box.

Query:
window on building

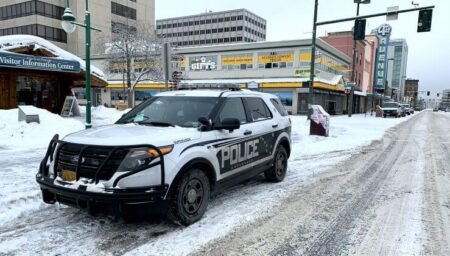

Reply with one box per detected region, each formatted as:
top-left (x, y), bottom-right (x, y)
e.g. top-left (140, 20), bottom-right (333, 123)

top-left (218, 28), bottom-right (224, 33)
top-left (225, 17), bottom-right (230, 21)
top-left (111, 2), bottom-right (136, 20)
top-left (237, 26), bottom-right (243, 31)
top-left (224, 38), bottom-right (229, 42)
top-left (188, 21), bottom-right (193, 26)
top-left (218, 17), bottom-right (224, 22)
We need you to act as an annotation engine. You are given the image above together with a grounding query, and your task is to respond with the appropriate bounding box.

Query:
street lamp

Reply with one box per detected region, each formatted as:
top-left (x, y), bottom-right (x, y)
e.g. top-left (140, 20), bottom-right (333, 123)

top-left (61, 0), bottom-right (100, 129)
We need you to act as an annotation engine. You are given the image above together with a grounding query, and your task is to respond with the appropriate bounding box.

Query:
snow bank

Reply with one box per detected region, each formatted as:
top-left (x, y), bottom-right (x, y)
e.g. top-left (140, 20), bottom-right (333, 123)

top-left (0, 107), bottom-right (84, 149)
top-left (290, 114), bottom-right (412, 157)
top-left (77, 105), bottom-right (130, 126)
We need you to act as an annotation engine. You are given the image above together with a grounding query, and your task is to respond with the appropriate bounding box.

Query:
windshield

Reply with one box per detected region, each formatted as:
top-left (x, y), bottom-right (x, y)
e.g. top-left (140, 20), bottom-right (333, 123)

top-left (116, 96), bottom-right (218, 128)
top-left (382, 102), bottom-right (398, 108)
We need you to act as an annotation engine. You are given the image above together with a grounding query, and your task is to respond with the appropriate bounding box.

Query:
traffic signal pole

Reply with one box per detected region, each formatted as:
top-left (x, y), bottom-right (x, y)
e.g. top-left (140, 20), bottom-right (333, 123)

top-left (307, 0), bottom-right (318, 120)
top-left (307, 4), bottom-right (434, 119)
top-left (349, 2), bottom-right (360, 117)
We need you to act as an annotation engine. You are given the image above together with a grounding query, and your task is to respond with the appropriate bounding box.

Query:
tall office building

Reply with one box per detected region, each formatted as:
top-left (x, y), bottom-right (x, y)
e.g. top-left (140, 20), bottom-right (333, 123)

top-left (156, 9), bottom-right (266, 47)
top-left (387, 39), bottom-right (408, 102)
top-left (0, 0), bottom-right (155, 58)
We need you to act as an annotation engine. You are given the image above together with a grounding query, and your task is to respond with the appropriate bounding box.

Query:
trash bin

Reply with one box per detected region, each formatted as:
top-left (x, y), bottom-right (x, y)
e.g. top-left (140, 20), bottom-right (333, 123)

top-left (310, 105), bottom-right (330, 137)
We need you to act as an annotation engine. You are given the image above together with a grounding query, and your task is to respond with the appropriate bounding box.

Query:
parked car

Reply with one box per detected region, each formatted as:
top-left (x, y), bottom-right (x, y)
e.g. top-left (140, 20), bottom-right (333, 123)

top-left (445, 107), bottom-right (450, 112)
top-left (433, 107), bottom-right (439, 112)
top-left (36, 85), bottom-right (292, 225)
top-left (381, 102), bottom-right (402, 118)
top-left (400, 104), bottom-right (414, 115)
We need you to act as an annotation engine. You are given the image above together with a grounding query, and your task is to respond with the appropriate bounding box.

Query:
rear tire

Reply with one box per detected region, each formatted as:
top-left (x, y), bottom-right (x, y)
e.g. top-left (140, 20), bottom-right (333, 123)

top-left (264, 145), bottom-right (288, 182)
top-left (167, 169), bottom-right (210, 225)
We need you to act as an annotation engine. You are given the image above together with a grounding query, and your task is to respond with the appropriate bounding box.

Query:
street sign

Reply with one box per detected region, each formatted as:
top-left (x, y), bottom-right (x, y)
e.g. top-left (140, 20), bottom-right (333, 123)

top-left (386, 6), bottom-right (399, 21)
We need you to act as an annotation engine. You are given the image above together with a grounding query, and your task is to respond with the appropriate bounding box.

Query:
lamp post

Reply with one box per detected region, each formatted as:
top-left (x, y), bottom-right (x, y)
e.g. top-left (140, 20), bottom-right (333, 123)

top-left (61, 0), bottom-right (100, 129)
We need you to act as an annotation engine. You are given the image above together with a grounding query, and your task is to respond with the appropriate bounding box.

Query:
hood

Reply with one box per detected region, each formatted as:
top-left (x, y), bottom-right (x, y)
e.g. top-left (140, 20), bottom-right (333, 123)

top-left (381, 107), bottom-right (399, 110)
top-left (62, 124), bottom-right (202, 146)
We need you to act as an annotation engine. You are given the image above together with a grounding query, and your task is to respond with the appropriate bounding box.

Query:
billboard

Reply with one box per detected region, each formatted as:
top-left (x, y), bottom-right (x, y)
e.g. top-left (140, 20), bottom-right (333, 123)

top-left (374, 24), bottom-right (392, 90)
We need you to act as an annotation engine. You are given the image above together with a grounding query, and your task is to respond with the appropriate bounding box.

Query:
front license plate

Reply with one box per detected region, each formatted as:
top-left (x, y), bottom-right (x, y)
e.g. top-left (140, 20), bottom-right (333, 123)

top-left (60, 169), bottom-right (76, 181)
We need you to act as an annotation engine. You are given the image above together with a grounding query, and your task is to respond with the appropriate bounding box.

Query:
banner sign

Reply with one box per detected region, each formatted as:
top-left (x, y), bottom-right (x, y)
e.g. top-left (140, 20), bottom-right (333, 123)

top-left (374, 24), bottom-right (392, 89)
top-left (258, 54), bottom-right (294, 63)
top-left (222, 56), bottom-right (253, 65)
top-left (0, 51), bottom-right (80, 73)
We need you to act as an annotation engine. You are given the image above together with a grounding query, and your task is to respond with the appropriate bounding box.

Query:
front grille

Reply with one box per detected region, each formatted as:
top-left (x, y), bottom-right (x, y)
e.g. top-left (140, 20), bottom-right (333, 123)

top-left (56, 143), bottom-right (128, 182)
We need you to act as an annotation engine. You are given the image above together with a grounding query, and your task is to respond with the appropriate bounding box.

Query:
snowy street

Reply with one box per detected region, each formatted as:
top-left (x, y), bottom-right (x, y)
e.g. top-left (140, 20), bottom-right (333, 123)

top-left (0, 109), bottom-right (449, 255)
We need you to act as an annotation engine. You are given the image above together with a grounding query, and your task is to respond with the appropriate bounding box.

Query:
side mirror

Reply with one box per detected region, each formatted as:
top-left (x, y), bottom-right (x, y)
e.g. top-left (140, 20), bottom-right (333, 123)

top-left (215, 118), bottom-right (240, 132)
top-left (198, 117), bottom-right (211, 131)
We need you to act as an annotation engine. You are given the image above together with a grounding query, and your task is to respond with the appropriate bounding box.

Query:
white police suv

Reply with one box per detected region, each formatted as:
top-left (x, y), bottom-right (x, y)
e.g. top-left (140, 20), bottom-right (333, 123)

top-left (36, 85), bottom-right (291, 225)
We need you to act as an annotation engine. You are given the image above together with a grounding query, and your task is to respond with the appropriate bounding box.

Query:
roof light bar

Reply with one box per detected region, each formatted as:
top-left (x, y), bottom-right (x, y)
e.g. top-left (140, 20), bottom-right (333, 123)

top-left (177, 83), bottom-right (241, 90)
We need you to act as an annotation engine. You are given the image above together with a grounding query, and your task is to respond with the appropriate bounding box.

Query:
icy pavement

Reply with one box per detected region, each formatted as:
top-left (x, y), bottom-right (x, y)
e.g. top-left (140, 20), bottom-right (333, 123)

top-left (0, 107), bottom-right (417, 255)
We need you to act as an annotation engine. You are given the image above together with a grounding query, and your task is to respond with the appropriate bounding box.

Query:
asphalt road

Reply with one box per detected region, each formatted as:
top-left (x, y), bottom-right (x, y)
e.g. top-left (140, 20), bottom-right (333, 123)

top-left (193, 111), bottom-right (450, 256)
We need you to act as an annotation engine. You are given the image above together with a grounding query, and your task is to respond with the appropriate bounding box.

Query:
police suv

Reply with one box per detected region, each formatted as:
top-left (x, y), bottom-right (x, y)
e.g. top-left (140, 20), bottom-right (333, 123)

top-left (36, 85), bottom-right (291, 225)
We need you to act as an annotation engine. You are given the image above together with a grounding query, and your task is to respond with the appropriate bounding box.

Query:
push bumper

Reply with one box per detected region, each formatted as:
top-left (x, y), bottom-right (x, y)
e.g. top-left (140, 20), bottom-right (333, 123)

top-left (36, 175), bottom-right (169, 216)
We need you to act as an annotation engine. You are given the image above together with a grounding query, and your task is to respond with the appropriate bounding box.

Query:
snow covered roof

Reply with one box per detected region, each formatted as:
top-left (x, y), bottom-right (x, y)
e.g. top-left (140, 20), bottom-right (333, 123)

top-left (0, 35), bottom-right (106, 82)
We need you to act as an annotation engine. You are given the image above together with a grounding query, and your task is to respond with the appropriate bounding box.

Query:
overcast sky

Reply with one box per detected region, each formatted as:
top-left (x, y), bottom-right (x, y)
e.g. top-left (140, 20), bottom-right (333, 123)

top-left (156, 0), bottom-right (449, 99)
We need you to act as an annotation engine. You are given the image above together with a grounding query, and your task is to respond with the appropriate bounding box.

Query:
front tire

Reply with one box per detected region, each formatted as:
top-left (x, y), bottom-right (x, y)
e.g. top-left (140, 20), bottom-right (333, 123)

top-left (167, 169), bottom-right (210, 225)
top-left (265, 146), bottom-right (288, 182)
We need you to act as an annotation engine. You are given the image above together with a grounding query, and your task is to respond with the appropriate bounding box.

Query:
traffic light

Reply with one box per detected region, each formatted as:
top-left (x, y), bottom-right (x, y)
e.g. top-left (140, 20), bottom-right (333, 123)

top-left (437, 93), bottom-right (440, 97)
top-left (376, 88), bottom-right (384, 94)
top-left (353, 19), bottom-right (366, 40)
top-left (417, 9), bottom-right (433, 32)
top-left (427, 91), bottom-right (430, 96)
top-left (414, 92), bottom-right (418, 97)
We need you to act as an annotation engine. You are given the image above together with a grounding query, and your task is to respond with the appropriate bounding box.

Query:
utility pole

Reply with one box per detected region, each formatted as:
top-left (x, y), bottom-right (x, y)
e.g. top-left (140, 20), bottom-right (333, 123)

top-left (163, 43), bottom-right (170, 90)
top-left (308, 0), bottom-right (319, 119)
top-left (348, 2), bottom-right (361, 117)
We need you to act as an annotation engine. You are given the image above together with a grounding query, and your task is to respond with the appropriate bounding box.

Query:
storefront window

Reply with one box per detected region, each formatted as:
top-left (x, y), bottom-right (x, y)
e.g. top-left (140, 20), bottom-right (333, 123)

top-left (16, 76), bottom-right (58, 112)
top-left (268, 91), bottom-right (293, 106)
top-left (135, 90), bottom-right (158, 101)
top-left (111, 89), bottom-right (128, 101)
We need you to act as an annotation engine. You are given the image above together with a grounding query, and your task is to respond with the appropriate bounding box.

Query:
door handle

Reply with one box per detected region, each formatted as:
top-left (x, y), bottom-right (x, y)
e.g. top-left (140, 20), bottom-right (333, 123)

top-left (244, 130), bottom-right (252, 135)
top-left (272, 124), bottom-right (279, 128)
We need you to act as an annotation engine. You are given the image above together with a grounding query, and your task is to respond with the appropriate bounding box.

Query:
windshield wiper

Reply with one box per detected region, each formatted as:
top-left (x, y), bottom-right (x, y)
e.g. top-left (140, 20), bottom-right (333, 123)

top-left (138, 121), bottom-right (176, 127)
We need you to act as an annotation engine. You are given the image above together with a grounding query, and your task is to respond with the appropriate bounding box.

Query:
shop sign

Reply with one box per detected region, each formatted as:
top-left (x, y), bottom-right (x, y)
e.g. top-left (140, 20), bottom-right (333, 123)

top-left (222, 56), bottom-right (253, 65)
top-left (258, 54), bottom-right (294, 63)
top-left (294, 68), bottom-right (320, 78)
top-left (0, 51), bottom-right (80, 73)
top-left (374, 24), bottom-right (392, 89)
top-left (190, 56), bottom-right (216, 70)
top-left (247, 81), bottom-right (259, 89)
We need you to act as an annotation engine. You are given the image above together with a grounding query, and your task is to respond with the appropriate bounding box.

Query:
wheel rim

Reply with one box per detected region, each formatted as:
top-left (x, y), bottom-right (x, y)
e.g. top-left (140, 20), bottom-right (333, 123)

top-left (182, 178), bottom-right (204, 215)
top-left (275, 151), bottom-right (286, 177)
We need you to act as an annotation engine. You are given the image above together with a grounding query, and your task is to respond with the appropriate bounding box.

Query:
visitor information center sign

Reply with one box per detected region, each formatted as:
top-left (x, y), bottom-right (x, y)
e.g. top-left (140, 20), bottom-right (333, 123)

top-left (0, 51), bottom-right (81, 73)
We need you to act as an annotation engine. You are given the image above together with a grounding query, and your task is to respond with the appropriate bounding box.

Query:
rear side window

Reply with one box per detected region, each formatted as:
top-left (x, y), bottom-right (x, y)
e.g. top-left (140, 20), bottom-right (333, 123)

top-left (219, 98), bottom-right (247, 124)
top-left (246, 97), bottom-right (272, 121)
top-left (270, 98), bottom-right (288, 116)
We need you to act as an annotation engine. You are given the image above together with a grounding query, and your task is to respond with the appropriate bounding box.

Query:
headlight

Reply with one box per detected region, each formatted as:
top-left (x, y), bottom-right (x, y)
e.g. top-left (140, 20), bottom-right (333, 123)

top-left (116, 145), bottom-right (173, 172)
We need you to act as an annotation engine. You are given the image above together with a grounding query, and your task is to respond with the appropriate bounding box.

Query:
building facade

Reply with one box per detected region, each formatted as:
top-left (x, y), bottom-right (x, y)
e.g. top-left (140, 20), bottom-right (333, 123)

top-left (441, 89), bottom-right (450, 108)
top-left (404, 79), bottom-right (419, 105)
top-left (156, 9), bottom-right (266, 47)
top-left (320, 31), bottom-right (365, 90)
top-left (0, 0), bottom-right (155, 58)
top-left (0, 35), bottom-right (106, 113)
top-left (387, 39), bottom-right (408, 102)
top-left (169, 39), bottom-right (350, 115)
top-left (321, 31), bottom-right (379, 113)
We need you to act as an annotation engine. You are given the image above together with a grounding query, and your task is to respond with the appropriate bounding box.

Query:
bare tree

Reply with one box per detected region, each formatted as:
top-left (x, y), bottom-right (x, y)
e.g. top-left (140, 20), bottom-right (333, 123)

top-left (104, 24), bottom-right (165, 107)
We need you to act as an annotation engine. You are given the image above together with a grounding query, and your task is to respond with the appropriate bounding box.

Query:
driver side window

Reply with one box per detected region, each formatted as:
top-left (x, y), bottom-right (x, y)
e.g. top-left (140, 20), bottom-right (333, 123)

top-left (219, 98), bottom-right (247, 124)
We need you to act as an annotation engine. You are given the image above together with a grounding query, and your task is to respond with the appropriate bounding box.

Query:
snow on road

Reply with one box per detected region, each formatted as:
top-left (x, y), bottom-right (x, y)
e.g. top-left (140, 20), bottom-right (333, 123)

top-left (0, 107), bottom-right (415, 255)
